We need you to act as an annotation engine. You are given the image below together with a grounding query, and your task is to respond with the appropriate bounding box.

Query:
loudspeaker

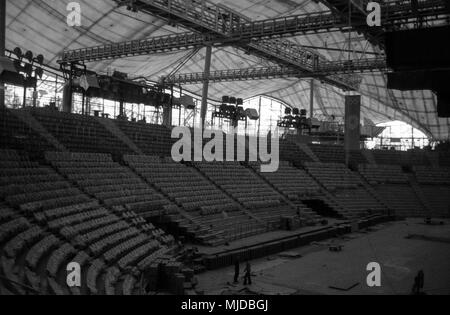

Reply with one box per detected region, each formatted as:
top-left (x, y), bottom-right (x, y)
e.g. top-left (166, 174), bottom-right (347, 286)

top-left (0, 57), bottom-right (17, 74)
top-left (385, 26), bottom-right (450, 71)
top-left (112, 71), bottom-right (128, 80)
top-left (161, 93), bottom-right (171, 103)
top-left (0, 57), bottom-right (24, 86)
top-left (172, 97), bottom-right (182, 106)
top-left (180, 95), bottom-right (195, 108)
top-left (245, 108), bottom-right (260, 120)
top-left (437, 90), bottom-right (450, 117)
top-left (387, 71), bottom-right (450, 91)
top-left (79, 74), bottom-right (100, 91)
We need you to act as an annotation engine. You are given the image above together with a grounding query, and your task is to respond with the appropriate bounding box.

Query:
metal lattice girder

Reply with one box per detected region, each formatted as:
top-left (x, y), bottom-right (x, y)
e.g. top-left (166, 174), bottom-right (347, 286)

top-left (315, 0), bottom-right (450, 47)
top-left (61, 32), bottom-right (215, 63)
top-left (62, 1), bottom-right (449, 63)
top-left (163, 57), bottom-right (388, 87)
top-left (236, 0), bottom-right (449, 39)
top-left (112, 0), bottom-right (359, 90)
top-left (121, 0), bottom-right (448, 37)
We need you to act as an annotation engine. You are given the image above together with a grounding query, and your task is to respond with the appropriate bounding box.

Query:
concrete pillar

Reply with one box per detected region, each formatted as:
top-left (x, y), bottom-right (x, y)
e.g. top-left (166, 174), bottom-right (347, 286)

top-left (345, 95), bottom-right (362, 166)
top-left (162, 85), bottom-right (174, 127)
top-left (201, 46), bottom-right (212, 128)
top-left (62, 82), bottom-right (73, 113)
top-left (163, 103), bottom-right (173, 127)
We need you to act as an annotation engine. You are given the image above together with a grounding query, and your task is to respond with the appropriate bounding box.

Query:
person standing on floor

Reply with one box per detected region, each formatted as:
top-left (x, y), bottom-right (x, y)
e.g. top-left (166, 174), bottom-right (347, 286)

top-left (243, 261), bottom-right (252, 286)
top-left (233, 260), bottom-right (240, 284)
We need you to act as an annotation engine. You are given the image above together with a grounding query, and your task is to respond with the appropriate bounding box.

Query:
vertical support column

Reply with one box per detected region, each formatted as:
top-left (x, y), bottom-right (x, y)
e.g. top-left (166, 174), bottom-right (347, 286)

top-left (309, 79), bottom-right (315, 120)
top-left (258, 96), bottom-right (262, 138)
top-left (0, 0), bottom-right (5, 107)
top-left (32, 85), bottom-right (37, 107)
top-left (62, 81), bottom-right (73, 113)
top-left (162, 102), bottom-right (173, 127)
top-left (201, 45), bottom-right (212, 129)
top-left (81, 92), bottom-right (85, 115)
top-left (22, 85), bottom-right (27, 108)
top-left (54, 76), bottom-right (58, 106)
top-left (309, 79), bottom-right (315, 134)
top-left (345, 94), bottom-right (362, 167)
top-left (119, 100), bottom-right (124, 118)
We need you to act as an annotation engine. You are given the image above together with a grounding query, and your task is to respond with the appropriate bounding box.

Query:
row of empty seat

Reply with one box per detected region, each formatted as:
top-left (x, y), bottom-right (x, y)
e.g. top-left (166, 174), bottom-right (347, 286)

top-left (359, 164), bottom-right (409, 184)
top-left (414, 166), bottom-right (450, 185)
top-left (0, 109), bottom-right (54, 154)
top-left (372, 149), bottom-right (430, 166)
top-left (3, 108), bottom-right (448, 168)
top-left (115, 120), bottom-right (174, 156)
top-left (0, 150), bottom-right (173, 295)
top-left (124, 155), bottom-right (263, 242)
top-left (30, 109), bottom-right (132, 156)
top-left (304, 162), bottom-right (387, 218)
top-left (309, 144), bottom-right (345, 164)
top-left (249, 161), bottom-right (321, 201)
top-left (195, 162), bottom-right (298, 226)
top-left (45, 152), bottom-right (170, 221)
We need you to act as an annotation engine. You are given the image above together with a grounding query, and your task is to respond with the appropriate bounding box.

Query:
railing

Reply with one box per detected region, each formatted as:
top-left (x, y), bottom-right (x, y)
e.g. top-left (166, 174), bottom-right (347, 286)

top-left (163, 58), bottom-right (387, 88)
top-left (61, 32), bottom-right (211, 63)
top-left (223, 221), bottom-right (272, 242)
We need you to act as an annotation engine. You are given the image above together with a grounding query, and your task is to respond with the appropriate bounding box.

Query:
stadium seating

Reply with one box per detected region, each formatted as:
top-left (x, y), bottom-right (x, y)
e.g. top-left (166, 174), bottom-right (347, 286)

top-left (30, 109), bottom-right (132, 156)
top-left (349, 150), bottom-right (368, 164)
top-left (249, 161), bottom-right (321, 201)
top-left (309, 144), bottom-right (345, 163)
top-left (45, 152), bottom-right (170, 220)
top-left (403, 150), bottom-right (430, 166)
top-left (372, 150), bottom-right (403, 165)
top-left (0, 109), bottom-right (54, 154)
top-left (115, 120), bottom-right (174, 156)
top-left (438, 152), bottom-right (450, 167)
top-left (414, 166), bottom-right (450, 217)
top-left (416, 186), bottom-right (450, 217)
top-left (0, 149), bottom-right (172, 295)
top-left (195, 161), bottom-right (297, 227)
top-left (279, 140), bottom-right (313, 165)
top-left (305, 162), bottom-right (387, 218)
top-left (359, 164), bottom-right (428, 217)
top-left (124, 155), bottom-right (265, 241)
top-left (359, 164), bottom-right (409, 185)
top-left (1, 105), bottom-right (448, 295)
top-left (414, 166), bottom-right (450, 185)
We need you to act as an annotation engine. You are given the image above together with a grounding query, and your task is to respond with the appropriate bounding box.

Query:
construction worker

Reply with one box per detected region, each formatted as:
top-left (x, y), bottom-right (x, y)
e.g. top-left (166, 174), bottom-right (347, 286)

top-left (243, 261), bottom-right (252, 286)
top-left (233, 260), bottom-right (240, 284)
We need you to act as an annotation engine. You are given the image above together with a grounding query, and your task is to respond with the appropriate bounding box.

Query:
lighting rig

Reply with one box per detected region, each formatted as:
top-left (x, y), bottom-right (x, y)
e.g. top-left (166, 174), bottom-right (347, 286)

top-left (0, 47), bottom-right (45, 108)
top-left (278, 108), bottom-right (314, 134)
top-left (212, 96), bottom-right (260, 128)
top-left (59, 61), bottom-right (195, 120)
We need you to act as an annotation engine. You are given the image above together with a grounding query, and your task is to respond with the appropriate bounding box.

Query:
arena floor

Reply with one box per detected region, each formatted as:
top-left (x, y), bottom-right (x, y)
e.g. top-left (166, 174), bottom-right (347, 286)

top-left (196, 218), bottom-right (450, 295)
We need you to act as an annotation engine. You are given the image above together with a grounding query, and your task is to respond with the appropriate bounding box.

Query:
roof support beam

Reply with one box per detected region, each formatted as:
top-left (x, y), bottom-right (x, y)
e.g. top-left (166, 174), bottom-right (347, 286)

top-left (200, 45), bottom-right (212, 128)
top-left (162, 57), bottom-right (388, 86)
top-left (94, 0), bottom-right (363, 90)
top-left (63, 0), bottom-right (448, 63)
